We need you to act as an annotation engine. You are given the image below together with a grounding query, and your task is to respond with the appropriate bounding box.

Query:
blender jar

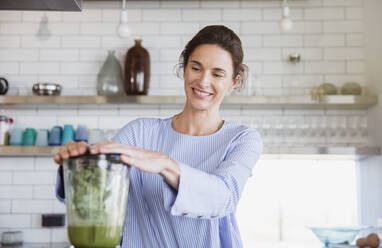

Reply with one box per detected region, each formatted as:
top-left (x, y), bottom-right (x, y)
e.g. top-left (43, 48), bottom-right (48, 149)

top-left (63, 153), bottom-right (129, 248)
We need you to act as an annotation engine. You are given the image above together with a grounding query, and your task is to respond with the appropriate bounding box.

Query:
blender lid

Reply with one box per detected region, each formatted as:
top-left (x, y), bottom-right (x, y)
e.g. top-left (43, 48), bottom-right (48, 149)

top-left (69, 151), bottom-right (122, 162)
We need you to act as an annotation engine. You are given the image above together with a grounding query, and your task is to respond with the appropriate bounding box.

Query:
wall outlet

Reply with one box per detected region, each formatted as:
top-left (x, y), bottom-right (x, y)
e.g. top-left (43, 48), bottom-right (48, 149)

top-left (42, 214), bottom-right (65, 227)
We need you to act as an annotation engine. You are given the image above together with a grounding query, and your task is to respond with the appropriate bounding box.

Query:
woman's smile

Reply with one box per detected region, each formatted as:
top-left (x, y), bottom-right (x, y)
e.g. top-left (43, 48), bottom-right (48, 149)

top-left (192, 87), bottom-right (213, 99)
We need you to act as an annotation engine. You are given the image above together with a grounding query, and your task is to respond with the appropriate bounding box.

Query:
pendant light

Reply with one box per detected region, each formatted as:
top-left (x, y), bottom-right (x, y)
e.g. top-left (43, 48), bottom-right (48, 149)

top-left (116, 0), bottom-right (130, 39)
top-left (279, 0), bottom-right (293, 33)
top-left (36, 13), bottom-right (52, 41)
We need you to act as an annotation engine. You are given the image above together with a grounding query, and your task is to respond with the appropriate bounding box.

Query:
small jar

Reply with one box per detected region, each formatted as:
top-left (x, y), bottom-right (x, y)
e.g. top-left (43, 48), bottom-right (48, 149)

top-left (1, 231), bottom-right (23, 246)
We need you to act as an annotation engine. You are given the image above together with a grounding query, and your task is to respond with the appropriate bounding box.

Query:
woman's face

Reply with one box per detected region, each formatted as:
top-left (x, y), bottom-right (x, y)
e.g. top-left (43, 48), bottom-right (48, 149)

top-left (183, 44), bottom-right (238, 112)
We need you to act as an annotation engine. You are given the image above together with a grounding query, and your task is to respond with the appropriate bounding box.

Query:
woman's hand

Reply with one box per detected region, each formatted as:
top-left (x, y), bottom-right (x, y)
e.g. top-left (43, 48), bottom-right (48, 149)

top-left (90, 141), bottom-right (173, 174)
top-left (90, 141), bottom-right (180, 190)
top-left (53, 141), bottom-right (88, 166)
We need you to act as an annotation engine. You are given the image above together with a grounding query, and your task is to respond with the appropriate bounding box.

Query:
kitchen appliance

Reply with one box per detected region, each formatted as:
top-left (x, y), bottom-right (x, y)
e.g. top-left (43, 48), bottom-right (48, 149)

top-left (32, 83), bottom-right (62, 96)
top-left (0, 0), bottom-right (82, 11)
top-left (0, 77), bottom-right (9, 95)
top-left (63, 152), bottom-right (129, 248)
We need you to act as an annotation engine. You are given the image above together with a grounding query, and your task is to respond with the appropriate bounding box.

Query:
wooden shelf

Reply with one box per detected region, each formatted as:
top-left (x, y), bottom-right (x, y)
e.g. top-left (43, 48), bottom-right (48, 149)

top-left (0, 146), bottom-right (62, 156)
top-left (0, 95), bottom-right (378, 109)
top-left (0, 146), bottom-right (379, 160)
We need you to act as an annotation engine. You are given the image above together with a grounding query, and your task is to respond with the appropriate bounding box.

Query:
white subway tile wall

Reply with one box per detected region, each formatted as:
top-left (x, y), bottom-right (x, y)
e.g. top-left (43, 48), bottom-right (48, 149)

top-left (0, 0), bottom-right (368, 243)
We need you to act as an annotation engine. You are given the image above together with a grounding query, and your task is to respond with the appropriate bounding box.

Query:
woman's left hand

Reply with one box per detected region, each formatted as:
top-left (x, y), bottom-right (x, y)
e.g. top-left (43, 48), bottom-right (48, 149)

top-left (89, 141), bottom-right (177, 174)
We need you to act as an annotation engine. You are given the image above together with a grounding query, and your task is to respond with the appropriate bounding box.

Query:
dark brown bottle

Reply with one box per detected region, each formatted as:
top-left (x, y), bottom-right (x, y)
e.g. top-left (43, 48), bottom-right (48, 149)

top-left (124, 39), bottom-right (150, 95)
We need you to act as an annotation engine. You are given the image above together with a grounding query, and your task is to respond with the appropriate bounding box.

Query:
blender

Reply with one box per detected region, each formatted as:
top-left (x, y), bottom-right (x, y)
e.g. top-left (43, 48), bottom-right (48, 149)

top-left (63, 152), bottom-right (129, 248)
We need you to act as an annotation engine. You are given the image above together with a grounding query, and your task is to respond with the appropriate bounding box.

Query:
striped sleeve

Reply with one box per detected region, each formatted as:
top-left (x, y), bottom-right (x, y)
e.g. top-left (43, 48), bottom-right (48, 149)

top-left (162, 129), bottom-right (263, 219)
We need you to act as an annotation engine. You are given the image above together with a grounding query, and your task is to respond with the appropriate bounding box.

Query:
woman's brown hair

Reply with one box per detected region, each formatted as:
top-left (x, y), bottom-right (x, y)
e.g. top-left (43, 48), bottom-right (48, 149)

top-left (176, 25), bottom-right (248, 90)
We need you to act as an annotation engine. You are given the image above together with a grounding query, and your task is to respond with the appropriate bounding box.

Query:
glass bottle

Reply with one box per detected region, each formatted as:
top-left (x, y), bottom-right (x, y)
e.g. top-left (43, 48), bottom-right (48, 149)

top-left (97, 51), bottom-right (124, 96)
top-left (124, 39), bottom-right (150, 95)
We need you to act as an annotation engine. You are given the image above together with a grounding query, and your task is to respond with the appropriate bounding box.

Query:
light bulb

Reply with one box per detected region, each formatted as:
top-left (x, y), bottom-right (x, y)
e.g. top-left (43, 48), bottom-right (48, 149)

top-left (117, 10), bottom-right (130, 39)
top-left (279, 16), bottom-right (293, 33)
top-left (279, 5), bottom-right (293, 33)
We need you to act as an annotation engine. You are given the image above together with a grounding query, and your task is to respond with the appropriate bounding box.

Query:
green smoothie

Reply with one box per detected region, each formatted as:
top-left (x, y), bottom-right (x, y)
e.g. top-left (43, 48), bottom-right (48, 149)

top-left (68, 225), bottom-right (122, 248)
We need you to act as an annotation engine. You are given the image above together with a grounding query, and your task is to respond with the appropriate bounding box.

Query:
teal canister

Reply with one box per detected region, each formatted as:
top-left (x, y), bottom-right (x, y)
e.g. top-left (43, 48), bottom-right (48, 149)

top-left (61, 125), bottom-right (75, 145)
top-left (22, 128), bottom-right (36, 146)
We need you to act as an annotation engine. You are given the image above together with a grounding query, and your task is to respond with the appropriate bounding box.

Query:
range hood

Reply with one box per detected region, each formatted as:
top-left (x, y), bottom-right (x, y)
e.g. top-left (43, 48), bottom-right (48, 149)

top-left (0, 0), bottom-right (82, 11)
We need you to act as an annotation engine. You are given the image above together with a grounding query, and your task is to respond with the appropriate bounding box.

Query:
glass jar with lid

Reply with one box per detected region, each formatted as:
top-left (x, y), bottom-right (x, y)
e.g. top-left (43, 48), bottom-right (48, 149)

top-left (63, 152), bottom-right (129, 248)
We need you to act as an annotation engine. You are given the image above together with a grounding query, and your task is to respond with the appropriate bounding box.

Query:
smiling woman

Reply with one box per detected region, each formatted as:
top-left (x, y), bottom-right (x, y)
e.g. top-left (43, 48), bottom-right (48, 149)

top-left (184, 44), bottom-right (237, 112)
top-left (54, 25), bottom-right (263, 248)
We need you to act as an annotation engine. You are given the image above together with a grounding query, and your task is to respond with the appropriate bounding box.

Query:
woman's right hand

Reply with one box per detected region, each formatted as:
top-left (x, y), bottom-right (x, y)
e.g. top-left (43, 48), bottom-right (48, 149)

top-left (53, 141), bottom-right (88, 166)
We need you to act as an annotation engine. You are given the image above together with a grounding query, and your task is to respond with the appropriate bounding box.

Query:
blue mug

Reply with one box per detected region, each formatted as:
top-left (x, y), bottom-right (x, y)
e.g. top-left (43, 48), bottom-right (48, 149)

top-left (75, 125), bottom-right (88, 143)
top-left (48, 126), bottom-right (62, 146)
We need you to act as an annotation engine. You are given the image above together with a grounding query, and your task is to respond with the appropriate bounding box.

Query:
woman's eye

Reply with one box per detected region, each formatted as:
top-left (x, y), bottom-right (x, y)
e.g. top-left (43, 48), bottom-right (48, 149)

top-left (191, 67), bottom-right (200, 71)
top-left (213, 74), bottom-right (223, 78)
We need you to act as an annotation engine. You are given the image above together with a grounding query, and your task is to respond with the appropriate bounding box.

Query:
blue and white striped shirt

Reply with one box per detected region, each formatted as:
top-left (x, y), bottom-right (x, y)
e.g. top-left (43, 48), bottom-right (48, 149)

top-left (56, 117), bottom-right (263, 247)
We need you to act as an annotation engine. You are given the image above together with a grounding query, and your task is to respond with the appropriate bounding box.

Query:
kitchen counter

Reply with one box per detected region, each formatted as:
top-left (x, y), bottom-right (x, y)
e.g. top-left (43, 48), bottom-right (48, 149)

top-left (0, 244), bottom-right (70, 248)
top-left (4, 242), bottom-right (381, 248)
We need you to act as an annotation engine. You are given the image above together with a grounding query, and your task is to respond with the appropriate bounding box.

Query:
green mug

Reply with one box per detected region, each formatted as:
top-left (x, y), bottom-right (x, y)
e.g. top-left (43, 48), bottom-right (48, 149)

top-left (22, 128), bottom-right (37, 146)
